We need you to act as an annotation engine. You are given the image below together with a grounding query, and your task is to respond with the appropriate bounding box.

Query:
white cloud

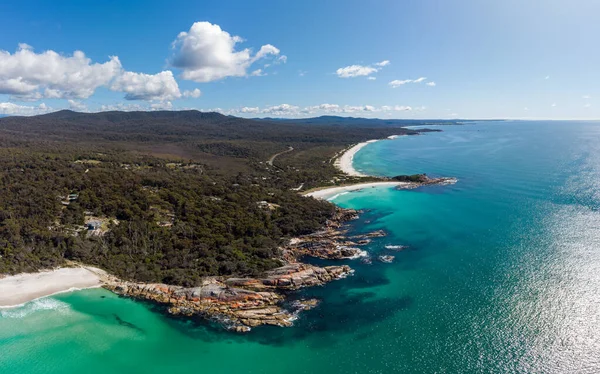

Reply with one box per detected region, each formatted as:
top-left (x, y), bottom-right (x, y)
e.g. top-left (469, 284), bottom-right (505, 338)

top-left (250, 69), bottom-right (266, 77)
top-left (545, 76), bottom-right (550, 80)
top-left (0, 102), bottom-right (52, 116)
top-left (0, 44), bottom-right (122, 100)
top-left (200, 107), bottom-right (225, 114)
top-left (304, 103), bottom-right (341, 113)
top-left (217, 103), bottom-right (419, 117)
top-left (584, 103), bottom-right (591, 108)
top-left (110, 70), bottom-right (181, 101)
top-left (336, 59), bottom-right (390, 78)
top-left (341, 105), bottom-right (376, 113)
top-left (336, 65), bottom-right (378, 78)
top-left (262, 103), bottom-right (299, 115)
top-left (317, 103), bottom-right (341, 111)
top-left (68, 100), bottom-right (87, 111)
top-left (551, 103), bottom-right (556, 107)
top-left (0, 78), bottom-right (39, 96)
top-left (100, 103), bottom-right (146, 112)
top-left (170, 22), bottom-right (282, 82)
top-left (582, 95), bottom-right (591, 99)
top-left (389, 79), bottom-right (413, 88)
top-left (0, 44), bottom-right (197, 103)
top-left (183, 88), bottom-right (201, 98)
top-left (367, 76), bottom-right (377, 81)
top-left (380, 105), bottom-right (412, 112)
top-left (389, 77), bottom-right (431, 88)
top-left (150, 101), bottom-right (173, 110)
top-left (240, 106), bottom-right (260, 113)
top-left (98, 101), bottom-right (174, 112)
top-left (298, 70), bottom-right (307, 77)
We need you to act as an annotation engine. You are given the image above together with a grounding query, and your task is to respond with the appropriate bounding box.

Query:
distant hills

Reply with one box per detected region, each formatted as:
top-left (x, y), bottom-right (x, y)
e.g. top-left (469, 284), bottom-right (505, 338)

top-left (0, 110), bottom-right (466, 127)
top-left (0, 110), bottom-right (431, 166)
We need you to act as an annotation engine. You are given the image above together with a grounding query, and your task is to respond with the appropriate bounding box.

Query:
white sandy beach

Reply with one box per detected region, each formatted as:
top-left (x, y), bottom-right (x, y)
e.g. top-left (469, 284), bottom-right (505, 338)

top-left (0, 267), bottom-right (106, 308)
top-left (334, 135), bottom-right (405, 176)
top-left (334, 140), bottom-right (380, 176)
top-left (304, 181), bottom-right (406, 200)
top-left (307, 135), bottom-right (411, 200)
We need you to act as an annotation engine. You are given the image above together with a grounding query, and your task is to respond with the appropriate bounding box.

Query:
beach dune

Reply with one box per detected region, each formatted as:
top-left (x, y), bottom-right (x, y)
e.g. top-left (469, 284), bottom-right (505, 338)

top-left (0, 267), bottom-right (106, 308)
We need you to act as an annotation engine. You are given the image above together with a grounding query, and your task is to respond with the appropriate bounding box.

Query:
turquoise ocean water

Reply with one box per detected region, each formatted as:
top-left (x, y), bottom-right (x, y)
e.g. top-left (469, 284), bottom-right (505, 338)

top-left (2, 121), bottom-right (600, 373)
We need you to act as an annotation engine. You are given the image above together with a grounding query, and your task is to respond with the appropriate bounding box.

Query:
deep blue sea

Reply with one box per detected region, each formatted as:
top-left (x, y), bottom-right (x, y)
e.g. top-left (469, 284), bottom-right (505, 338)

top-left (2, 120), bottom-right (600, 373)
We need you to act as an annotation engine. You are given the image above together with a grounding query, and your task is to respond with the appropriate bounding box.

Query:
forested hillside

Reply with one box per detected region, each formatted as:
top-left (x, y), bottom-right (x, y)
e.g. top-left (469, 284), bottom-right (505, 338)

top-left (0, 110), bottom-right (441, 285)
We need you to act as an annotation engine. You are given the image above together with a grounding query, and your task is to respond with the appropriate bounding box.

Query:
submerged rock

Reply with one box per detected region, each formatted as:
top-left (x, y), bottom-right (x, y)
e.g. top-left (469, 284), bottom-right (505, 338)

top-left (289, 298), bottom-right (320, 311)
top-left (378, 255), bottom-right (395, 263)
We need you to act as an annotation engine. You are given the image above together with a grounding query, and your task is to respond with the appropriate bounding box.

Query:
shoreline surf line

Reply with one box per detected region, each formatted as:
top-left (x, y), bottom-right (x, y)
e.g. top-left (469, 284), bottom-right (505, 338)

top-left (303, 181), bottom-right (408, 200)
top-left (0, 267), bottom-right (106, 308)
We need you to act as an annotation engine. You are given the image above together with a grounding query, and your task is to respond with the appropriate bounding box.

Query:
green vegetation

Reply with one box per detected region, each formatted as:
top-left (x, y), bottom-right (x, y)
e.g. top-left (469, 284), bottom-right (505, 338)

top-left (392, 174), bottom-right (430, 183)
top-left (0, 110), bottom-right (447, 285)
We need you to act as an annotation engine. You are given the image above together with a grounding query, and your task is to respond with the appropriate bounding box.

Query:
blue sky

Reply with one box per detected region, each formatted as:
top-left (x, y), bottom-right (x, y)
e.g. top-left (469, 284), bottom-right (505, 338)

top-left (0, 0), bottom-right (598, 119)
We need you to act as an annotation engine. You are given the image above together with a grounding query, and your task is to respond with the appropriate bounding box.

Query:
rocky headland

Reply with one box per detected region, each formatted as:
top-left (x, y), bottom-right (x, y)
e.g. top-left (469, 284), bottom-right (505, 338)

top-left (392, 173), bottom-right (458, 189)
top-left (103, 207), bottom-right (386, 332)
top-left (104, 263), bottom-right (351, 332)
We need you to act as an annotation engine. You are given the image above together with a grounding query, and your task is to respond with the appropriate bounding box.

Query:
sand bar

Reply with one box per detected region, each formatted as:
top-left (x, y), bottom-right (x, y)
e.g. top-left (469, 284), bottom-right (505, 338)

top-left (0, 267), bottom-right (106, 308)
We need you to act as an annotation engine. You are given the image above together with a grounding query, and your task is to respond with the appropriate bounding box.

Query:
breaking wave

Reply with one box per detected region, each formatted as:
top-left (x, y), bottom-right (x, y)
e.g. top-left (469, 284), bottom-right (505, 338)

top-left (0, 297), bottom-right (70, 319)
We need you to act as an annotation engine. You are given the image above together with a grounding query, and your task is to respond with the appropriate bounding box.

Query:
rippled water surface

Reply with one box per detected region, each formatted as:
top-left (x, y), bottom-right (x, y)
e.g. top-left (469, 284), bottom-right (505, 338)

top-left (2, 121), bottom-right (600, 373)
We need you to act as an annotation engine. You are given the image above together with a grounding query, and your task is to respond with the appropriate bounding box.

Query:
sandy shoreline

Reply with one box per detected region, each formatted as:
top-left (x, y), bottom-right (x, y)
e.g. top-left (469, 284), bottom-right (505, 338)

top-left (304, 181), bottom-right (406, 200)
top-left (333, 140), bottom-right (379, 176)
top-left (333, 135), bottom-right (405, 176)
top-left (307, 135), bottom-right (410, 200)
top-left (0, 267), bottom-right (106, 308)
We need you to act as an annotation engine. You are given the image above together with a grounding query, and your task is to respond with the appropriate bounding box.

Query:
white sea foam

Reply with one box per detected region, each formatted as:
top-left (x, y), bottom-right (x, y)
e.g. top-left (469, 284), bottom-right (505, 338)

top-left (326, 191), bottom-right (350, 201)
top-left (348, 249), bottom-right (369, 259)
top-left (385, 245), bottom-right (408, 250)
top-left (0, 297), bottom-right (70, 319)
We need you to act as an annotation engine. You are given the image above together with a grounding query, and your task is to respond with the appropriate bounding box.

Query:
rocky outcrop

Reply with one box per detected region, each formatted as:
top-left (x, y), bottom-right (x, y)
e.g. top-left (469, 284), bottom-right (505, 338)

top-left (225, 263), bottom-right (353, 291)
top-left (283, 208), bottom-right (389, 261)
top-left (103, 263), bottom-right (352, 332)
top-left (392, 174), bottom-right (458, 189)
top-left (101, 207), bottom-right (380, 333)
